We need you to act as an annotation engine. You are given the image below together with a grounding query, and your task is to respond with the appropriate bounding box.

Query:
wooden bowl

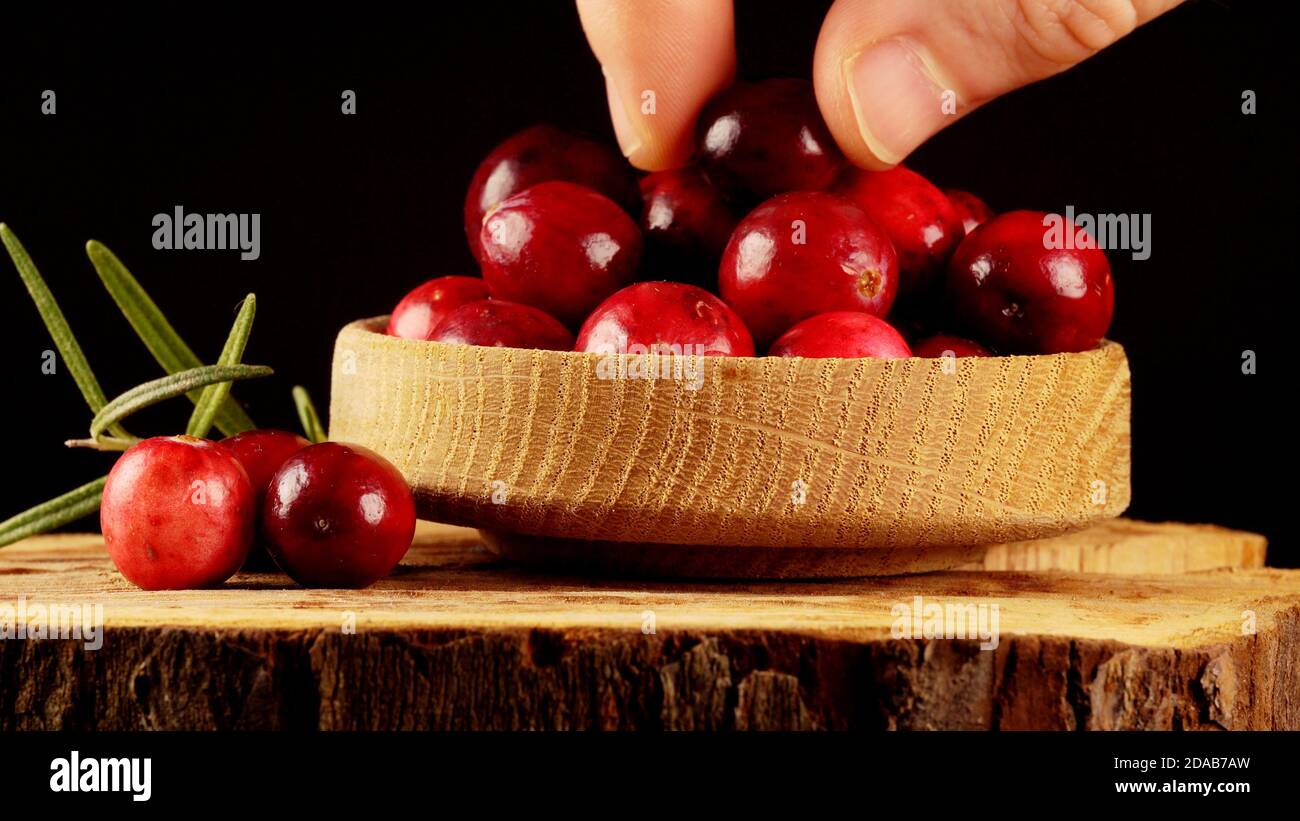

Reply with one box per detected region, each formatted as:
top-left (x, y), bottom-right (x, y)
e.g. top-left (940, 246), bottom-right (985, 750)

top-left (328, 317), bottom-right (1131, 569)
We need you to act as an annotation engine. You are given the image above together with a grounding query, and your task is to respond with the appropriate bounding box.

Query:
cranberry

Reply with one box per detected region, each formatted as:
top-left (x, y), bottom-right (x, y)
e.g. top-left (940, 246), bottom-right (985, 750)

top-left (479, 181), bottom-right (643, 327)
top-left (912, 334), bottom-right (992, 358)
top-left (463, 124), bottom-right (637, 263)
top-left (944, 188), bottom-right (995, 235)
top-left (386, 276), bottom-right (489, 340)
top-left (101, 436), bottom-right (255, 590)
top-left (575, 281), bottom-right (754, 356)
top-left (262, 442), bottom-right (416, 588)
top-left (768, 312), bottom-right (912, 359)
top-left (431, 299), bottom-right (574, 350)
top-left (638, 166), bottom-right (738, 284)
top-left (718, 191), bottom-right (898, 347)
top-left (217, 429), bottom-right (312, 571)
top-left (696, 79), bottom-right (845, 201)
top-left (835, 166), bottom-right (964, 300)
top-left (946, 210), bottom-right (1114, 354)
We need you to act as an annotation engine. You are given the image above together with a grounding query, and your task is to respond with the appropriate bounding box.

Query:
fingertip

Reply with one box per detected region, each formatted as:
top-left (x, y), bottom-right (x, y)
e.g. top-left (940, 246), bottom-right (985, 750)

top-left (813, 0), bottom-right (944, 169)
top-left (579, 0), bottom-right (735, 172)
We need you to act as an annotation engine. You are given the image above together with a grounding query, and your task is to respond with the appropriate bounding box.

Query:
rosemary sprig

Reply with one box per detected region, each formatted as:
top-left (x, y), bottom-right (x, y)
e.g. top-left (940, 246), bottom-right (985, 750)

top-left (91, 364), bottom-right (272, 439)
top-left (0, 476), bottom-right (108, 548)
top-left (186, 294), bottom-right (256, 437)
top-left (0, 224), bottom-right (133, 439)
top-left (64, 435), bottom-right (139, 451)
top-left (85, 240), bottom-right (256, 435)
top-left (293, 385), bottom-right (327, 443)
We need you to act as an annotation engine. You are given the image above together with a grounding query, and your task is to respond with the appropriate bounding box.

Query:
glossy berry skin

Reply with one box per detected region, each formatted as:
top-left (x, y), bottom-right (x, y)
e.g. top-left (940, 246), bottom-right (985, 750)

top-left (262, 442), bottom-right (416, 589)
top-left (836, 166), bottom-right (965, 299)
top-left (912, 334), bottom-right (992, 358)
top-left (575, 281), bottom-right (755, 356)
top-left (386, 276), bottom-right (489, 340)
top-left (946, 210), bottom-right (1114, 354)
top-left (768, 312), bottom-right (912, 359)
top-left (101, 436), bottom-right (255, 590)
top-left (718, 191), bottom-right (898, 348)
top-left (696, 79), bottom-right (845, 201)
top-left (944, 189), bottom-right (995, 235)
top-left (639, 167), bottom-right (738, 283)
top-left (218, 429), bottom-right (312, 570)
top-left (431, 299), bottom-right (574, 350)
top-left (463, 124), bottom-right (638, 263)
top-left (479, 181), bottom-right (643, 327)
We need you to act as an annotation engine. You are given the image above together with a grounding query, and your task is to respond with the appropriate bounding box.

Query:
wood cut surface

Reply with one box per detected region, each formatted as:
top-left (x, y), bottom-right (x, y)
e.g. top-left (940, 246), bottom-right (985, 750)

top-left (0, 522), bottom-right (1294, 730)
top-left (971, 518), bottom-right (1268, 573)
top-left (328, 319), bottom-right (1132, 550)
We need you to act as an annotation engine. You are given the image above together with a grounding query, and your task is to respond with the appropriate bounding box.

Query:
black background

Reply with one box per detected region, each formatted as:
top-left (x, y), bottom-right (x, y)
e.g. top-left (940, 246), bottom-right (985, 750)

top-left (0, 2), bottom-right (1293, 563)
top-left (2, 730), bottom-right (1289, 808)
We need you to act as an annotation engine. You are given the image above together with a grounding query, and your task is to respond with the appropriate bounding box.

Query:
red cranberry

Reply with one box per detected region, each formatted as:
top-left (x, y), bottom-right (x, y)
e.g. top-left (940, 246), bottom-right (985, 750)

top-left (463, 124), bottom-right (637, 263)
top-left (431, 299), bottom-right (574, 350)
top-left (386, 276), bottom-right (489, 340)
top-left (638, 166), bottom-right (738, 284)
top-left (218, 429), bottom-right (312, 571)
top-left (718, 191), bottom-right (898, 347)
top-left (479, 181), bottom-right (643, 327)
top-left (912, 334), bottom-right (992, 358)
top-left (769, 312), bottom-right (912, 359)
top-left (696, 79), bottom-right (845, 201)
top-left (101, 436), bottom-right (255, 590)
top-left (262, 442), bottom-right (416, 588)
top-left (944, 188), bottom-right (995, 235)
top-left (835, 166), bottom-right (964, 300)
top-left (575, 281), bottom-right (754, 356)
top-left (946, 210), bottom-right (1114, 354)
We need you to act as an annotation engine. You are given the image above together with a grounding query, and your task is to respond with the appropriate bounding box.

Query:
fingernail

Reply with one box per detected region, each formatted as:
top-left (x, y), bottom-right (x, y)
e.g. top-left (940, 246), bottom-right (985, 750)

top-left (602, 68), bottom-right (644, 160)
top-left (844, 38), bottom-right (953, 166)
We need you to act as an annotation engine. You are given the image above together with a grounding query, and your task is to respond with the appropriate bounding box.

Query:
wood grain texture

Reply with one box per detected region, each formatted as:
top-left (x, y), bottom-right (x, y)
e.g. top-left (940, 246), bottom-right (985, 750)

top-left (973, 519), bottom-right (1268, 573)
top-left (328, 319), bottom-right (1132, 550)
top-left (1, 525), bottom-right (1294, 730)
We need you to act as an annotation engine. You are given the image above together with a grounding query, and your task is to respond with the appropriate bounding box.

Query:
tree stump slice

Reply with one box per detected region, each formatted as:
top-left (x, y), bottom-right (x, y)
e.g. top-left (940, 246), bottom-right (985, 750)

top-left (0, 521), bottom-right (1292, 731)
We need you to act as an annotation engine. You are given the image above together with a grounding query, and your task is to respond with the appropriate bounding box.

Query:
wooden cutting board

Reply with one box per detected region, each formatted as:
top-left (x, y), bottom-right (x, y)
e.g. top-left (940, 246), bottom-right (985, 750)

top-left (0, 520), bottom-right (1293, 730)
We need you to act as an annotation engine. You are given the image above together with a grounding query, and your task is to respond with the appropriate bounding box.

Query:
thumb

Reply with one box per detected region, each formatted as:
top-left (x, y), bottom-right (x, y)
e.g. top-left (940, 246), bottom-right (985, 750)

top-left (577, 0), bottom-right (736, 171)
top-left (813, 0), bottom-right (1185, 168)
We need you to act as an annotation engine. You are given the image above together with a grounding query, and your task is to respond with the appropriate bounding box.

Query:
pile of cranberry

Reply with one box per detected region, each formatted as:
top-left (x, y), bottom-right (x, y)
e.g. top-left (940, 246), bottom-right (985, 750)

top-left (389, 78), bottom-right (1114, 360)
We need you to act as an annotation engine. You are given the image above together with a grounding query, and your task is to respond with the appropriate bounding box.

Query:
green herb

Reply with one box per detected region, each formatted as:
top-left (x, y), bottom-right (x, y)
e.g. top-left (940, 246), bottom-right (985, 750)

top-left (0, 225), bottom-right (289, 549)
top-left (85, 240), bottom-right (256, 435)
top-left (91, 364), bottom-right (272, 439)
top-left (293, 385), bottom-right (327, 443)
top-left (0, 476), bottom-right (107, 548)
top-left (64, 435), bottom-right (139, 451)
top-left (186, 294), bottom-right (256, 437)
top-left (0, 224), bottom-right (133, 440)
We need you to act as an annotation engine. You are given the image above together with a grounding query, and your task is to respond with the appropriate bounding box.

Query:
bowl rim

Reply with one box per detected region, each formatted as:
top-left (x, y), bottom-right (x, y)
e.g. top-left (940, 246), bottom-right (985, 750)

top-left (343, 315), bottom-right (1123, 364)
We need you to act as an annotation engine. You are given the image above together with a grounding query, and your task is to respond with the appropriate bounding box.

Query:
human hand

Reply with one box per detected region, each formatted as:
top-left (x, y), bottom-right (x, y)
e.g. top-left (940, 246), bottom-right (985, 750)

top-left (577, 0), bottom-right (1184, 171)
